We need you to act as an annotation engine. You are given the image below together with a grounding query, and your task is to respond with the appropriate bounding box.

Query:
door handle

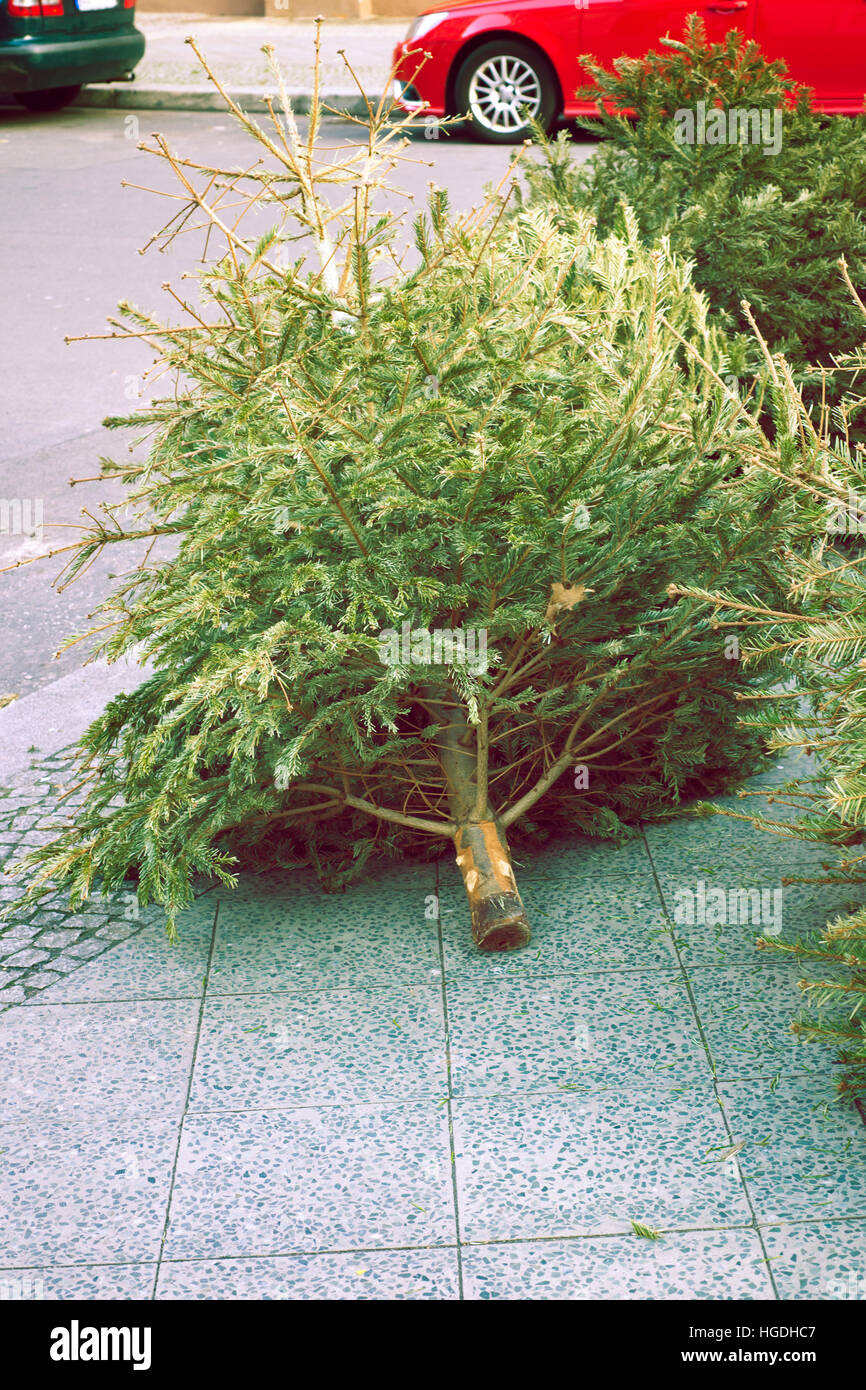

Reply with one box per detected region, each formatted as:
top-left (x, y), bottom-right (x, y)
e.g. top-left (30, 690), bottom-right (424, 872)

top-left (705, 2), bottom-right (748, 10)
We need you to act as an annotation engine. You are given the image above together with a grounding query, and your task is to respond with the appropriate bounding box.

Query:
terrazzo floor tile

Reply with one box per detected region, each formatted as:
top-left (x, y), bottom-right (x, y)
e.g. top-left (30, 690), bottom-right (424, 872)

top-left (720, 1077), bottom-right (866, 1223)
top-left (36, 909), bottom-right (215, 1003)
top-left (156, 1248), bottom-right (460, 1300)
top-left (462, 1228), bottom-right (773, 1300)
top-left (643, 790), bottom-right (803, 848)
top-left (188, 985), bottom-right (447, 1111)
top-left (164, 1103), bottom-right (456, 1258)
top-left (209, 883), bottom-right (441, 993)
top-left (0, 998), bottom-right (201, 1122)
top-left (705, 789), bottom-right (806, 817)
top-left (651, 840), bottom-right (836, 898)
top-left (486, 834), bottom-right (654, 886)
top-left (688, 964), bottom-right (836, 1081)
top-left (453, 1083), bottom-right (752, 1243)
top-left (0, 1263), bottom-right (157, 1300)
top-left (211, 862), bottom-right (437, 904)
top-left (0, 1116), bottom-right (179, 1264)
top-left (209, 869), bottom-right (322, 902)
top-left (644, 795), bottom-right (834, 884)
top-left (439, 877), bottom-right (675, 979)
top-left (671, 880), bottom-right (866, 967)
top-left (761, 1220), bottom-right (866, 1300)
top-left (748, 753), bottom-right (820, 788)
top-left (4, 741), bottom-right (864, 1301)
top-left (446, 971), bottom-right (705, 1097)
top-left (644, 793), bottom-right (803, 855)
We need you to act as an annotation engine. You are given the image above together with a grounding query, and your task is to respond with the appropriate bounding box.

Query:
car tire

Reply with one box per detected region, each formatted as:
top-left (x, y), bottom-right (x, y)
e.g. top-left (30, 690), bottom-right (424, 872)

top-left (15, 85), bottom-right (82, 112)
top-left (453, 40), bottom-right (558, 143)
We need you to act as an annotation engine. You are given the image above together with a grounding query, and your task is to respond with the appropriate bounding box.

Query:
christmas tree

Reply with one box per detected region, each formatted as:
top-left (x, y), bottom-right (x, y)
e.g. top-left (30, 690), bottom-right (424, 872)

top-left (520, 16), bottom-right (866, 425)
top-left (5, 38), bottom-right (825, 952)
top-left (681, 303), bottom-right (866, 1101)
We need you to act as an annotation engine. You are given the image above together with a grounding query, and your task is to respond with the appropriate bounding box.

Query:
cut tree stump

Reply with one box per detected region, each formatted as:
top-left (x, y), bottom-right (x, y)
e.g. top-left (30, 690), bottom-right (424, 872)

top-left (454, 820), bottom-right (531, 952)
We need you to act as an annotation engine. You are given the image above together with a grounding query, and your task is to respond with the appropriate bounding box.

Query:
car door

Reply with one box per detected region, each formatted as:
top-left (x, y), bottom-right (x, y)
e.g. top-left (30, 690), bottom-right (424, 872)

top-left (579, 0), bottom-right (755, 77)
top-left (518, 0), bottom-right (585, 122)
top-left (754, 0), bottom-right (866, 111)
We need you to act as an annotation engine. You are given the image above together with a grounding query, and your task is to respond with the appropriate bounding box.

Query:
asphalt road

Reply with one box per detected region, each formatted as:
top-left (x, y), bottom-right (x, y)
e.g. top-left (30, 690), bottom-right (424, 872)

top-left (0, 105), bottom-right (589, 700)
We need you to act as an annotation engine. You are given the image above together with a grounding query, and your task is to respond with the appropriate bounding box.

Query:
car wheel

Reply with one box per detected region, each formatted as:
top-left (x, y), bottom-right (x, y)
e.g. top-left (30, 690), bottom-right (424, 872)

top-left (15, 85), bottom-right (82, 112)
top-left (453, 41), bottom-right (558, 143)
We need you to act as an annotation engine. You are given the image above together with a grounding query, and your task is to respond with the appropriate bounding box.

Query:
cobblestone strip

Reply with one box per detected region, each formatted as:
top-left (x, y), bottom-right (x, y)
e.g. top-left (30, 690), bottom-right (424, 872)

top-left (0, 747), bottom-right (150, 1009)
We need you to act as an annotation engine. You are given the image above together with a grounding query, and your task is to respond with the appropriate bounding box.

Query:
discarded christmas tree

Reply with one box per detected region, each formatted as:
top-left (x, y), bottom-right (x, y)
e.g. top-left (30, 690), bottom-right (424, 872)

top-left (679, 298), bottom-right (866, 1101)
top-left (5, 37), bottom-right (825, 951)
top-left (519, 16), bottom-right (866, 427)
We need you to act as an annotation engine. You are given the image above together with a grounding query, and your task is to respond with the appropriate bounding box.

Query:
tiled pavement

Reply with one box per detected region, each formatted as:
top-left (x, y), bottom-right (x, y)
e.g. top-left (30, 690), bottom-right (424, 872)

top-left (1, 751), bottom-right (865, 1300)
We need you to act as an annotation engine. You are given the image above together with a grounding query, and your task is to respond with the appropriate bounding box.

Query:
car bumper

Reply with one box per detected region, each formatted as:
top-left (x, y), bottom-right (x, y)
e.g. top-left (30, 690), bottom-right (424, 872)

top-left (391, 40), bottom-right (448, 117)
top-left (390, 76), bottom-right (439, 115)
top-left (0, 28), bottom-right (145, 94)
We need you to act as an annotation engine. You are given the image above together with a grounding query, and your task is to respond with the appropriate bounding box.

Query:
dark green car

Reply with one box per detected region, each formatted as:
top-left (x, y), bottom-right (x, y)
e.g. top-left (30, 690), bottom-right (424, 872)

top-left (0, 0), bottom-right (144, 111)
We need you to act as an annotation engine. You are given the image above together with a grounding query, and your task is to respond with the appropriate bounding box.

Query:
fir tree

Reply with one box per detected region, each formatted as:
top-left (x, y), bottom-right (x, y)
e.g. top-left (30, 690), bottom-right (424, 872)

top-left (519, 16), bottom-right (866, 421)
top-left (680, 293), bottom-right (866, 1100)
top-left (3, 37), bottom-right (828, 951)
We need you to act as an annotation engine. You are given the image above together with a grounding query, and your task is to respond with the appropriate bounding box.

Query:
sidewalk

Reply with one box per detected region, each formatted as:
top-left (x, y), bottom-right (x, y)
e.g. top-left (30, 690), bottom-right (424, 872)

top-left (79, 14), bottom-right (412, 112)
top-left (2, 721), bottom-right (866, 1298)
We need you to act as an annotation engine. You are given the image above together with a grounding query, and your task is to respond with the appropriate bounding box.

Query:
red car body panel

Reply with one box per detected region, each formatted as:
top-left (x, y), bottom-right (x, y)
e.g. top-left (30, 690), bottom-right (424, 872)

top-left (391, 0), bottom-right (866, 120)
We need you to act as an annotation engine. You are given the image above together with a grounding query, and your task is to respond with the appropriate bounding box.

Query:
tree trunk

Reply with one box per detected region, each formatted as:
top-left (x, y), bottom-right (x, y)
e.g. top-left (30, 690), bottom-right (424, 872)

top-left (422, 685), bottom-right (531, 953)
top-left (453, 818), bottom-right (531, 953)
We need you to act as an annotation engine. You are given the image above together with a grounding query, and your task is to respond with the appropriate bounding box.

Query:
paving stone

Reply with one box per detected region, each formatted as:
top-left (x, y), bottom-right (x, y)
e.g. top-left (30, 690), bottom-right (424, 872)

top-left (0, 1115), bottom-right (179, 1264)
top-left (477, 834), bottom-right (654, 886)
top-left (210, 880), bottom-right (439, 993)
top-left (33, 930), bottom-right (82, 948)
top-left (0, 928), bottom-right (38, 950)
top-left (14, 831), bottom-right (59, 849)
top-left (55, 914), bottom-right (109, 933)
top-left (26, 905), bottom-right (68, 922)
top-left (440, 875), bottom-right (674, 979)
top-left (671, 878), bottom-right (866, 967)
top-left (452, 1082), bottom-right (751, 1244)
top-left (462, 1229), bottom-right (773, 1300)
top-left (689, 963), bottom-right (836, 1080)
top-left (49, 954), bottom-right (88, 975)
top-left (4, 948), bottom-right (51, 968)
top-left (66, 939), bottom-right (108, 960)
top-left (0, 998), bottom-right (201, 1123)
top-left (0, 1265), bottom-right (157, 1300)
top-left (189, 984), bottom-right (447, 1111)
top-left (156, 1249), bottom-right (459, 1300)
top-left (761, 1220), bottom-right (866, 1300)
top-left (445, 970), bottom-right (704, 1096)
top-left (44, 912), bottom-right (212, 1004)
top-left (720, 1076), bottom-right (866, 1223)
top-left (95, 922), bottom-right (140, 941)
top-left (164, 1103), bottom-right (455, 1259)
top-left (24, 972), bottom-right (64, 992)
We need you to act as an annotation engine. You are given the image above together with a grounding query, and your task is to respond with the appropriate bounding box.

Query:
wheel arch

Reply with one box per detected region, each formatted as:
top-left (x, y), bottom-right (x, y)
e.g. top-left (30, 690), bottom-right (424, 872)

top-left (445, 30), bottom-right (564, 120)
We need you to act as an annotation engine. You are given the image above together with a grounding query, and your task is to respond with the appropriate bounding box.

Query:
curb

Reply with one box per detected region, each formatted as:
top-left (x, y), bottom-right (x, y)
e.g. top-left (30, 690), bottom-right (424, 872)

top-left (77, 84), bottom-right (382, 115)
top-left (0, 653), bottom-right (152, 782)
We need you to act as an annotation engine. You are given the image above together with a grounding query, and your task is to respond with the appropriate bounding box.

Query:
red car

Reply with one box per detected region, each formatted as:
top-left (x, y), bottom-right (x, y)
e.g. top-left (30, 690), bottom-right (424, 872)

top-left (392, 0), bottom-right (866, 141)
